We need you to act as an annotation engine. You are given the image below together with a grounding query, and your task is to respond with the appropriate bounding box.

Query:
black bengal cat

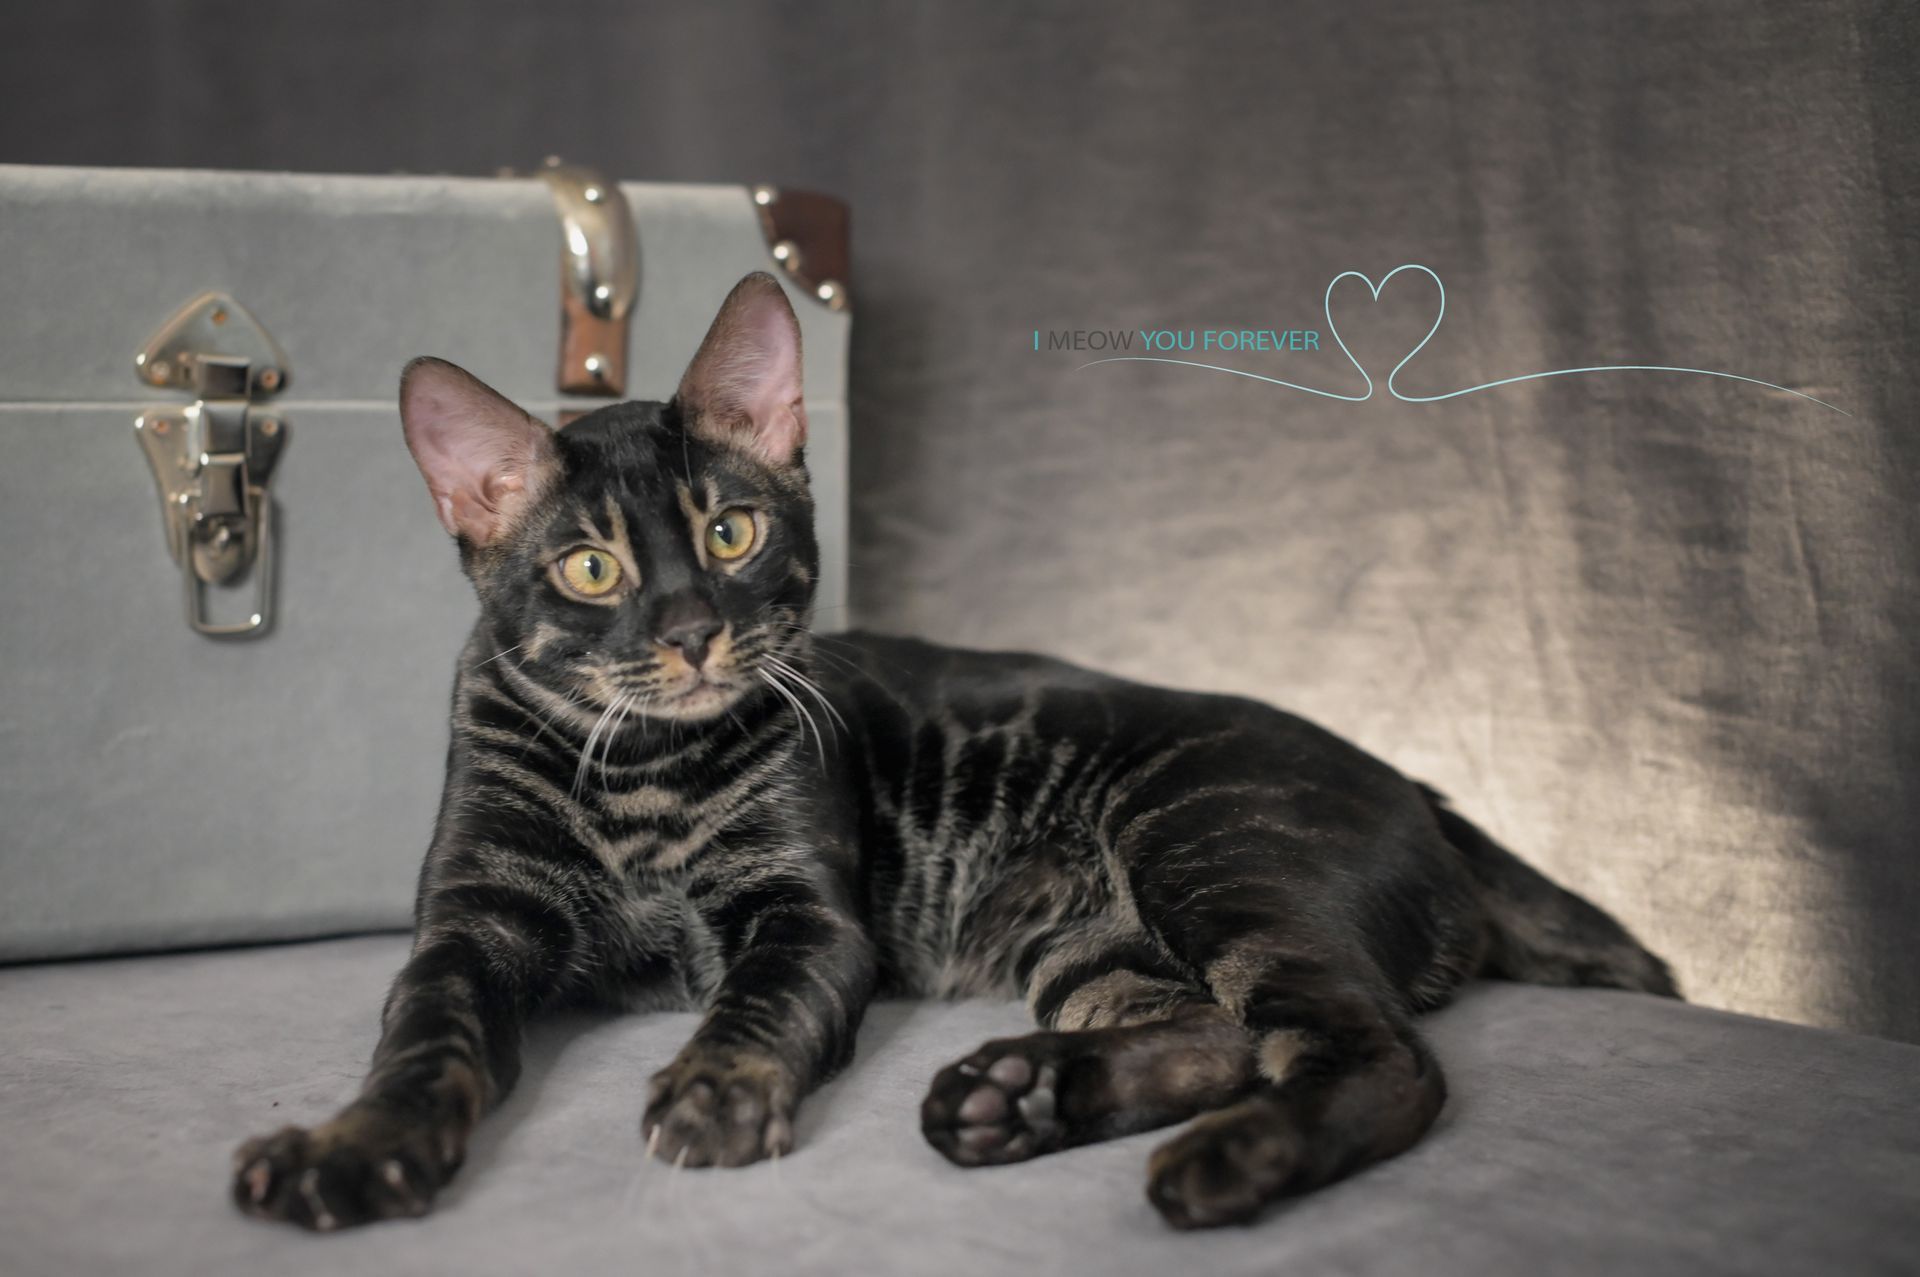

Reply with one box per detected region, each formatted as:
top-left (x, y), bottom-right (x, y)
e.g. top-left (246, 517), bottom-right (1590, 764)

top-left (232, 272), bottom-right (1676, 1232)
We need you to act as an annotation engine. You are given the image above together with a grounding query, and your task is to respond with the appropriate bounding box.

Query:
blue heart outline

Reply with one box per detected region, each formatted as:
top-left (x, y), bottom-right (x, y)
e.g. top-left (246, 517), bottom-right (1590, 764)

top-left (1079, 263), bottom-right (1848, 416)
top-left (1324, 263), bottom-right (1445, 403)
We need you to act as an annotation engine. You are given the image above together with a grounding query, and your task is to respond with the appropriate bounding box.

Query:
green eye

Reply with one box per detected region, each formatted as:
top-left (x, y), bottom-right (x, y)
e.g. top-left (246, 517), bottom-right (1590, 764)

top-left (706, 508), bottom-right (757, 562)
top-left (559, 548), bottom-right (622, 597)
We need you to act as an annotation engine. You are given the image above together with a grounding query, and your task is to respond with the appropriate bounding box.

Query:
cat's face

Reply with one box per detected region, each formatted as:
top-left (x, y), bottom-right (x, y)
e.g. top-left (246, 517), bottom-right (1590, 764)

top-left (398, 272), bottom-right (816, 723)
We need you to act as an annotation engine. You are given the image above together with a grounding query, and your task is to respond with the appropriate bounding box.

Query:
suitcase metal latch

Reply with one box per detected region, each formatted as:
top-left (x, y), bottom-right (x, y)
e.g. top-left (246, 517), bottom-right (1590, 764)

top-left (133, 292), bottom-right (290, 638)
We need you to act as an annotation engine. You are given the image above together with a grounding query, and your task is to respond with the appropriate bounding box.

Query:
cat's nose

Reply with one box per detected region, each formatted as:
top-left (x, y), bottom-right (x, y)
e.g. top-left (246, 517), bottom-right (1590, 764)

top-left (656, 603), bottom-right (724, 669)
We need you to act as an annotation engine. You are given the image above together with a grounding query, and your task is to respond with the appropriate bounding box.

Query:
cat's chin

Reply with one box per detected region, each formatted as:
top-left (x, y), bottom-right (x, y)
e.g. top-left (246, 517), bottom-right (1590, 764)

top-left (641, 679), bottom-right (746, 723)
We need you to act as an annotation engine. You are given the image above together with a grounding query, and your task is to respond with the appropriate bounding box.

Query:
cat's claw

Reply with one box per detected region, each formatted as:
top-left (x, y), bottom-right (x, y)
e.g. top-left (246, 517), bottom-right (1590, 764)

top-left (642, 1050), bottom-right (796, 1169)
top-left (922, 1035), bottom-right (1070, 1166)
top-left (231, 1115), bottom-right (452, 1230)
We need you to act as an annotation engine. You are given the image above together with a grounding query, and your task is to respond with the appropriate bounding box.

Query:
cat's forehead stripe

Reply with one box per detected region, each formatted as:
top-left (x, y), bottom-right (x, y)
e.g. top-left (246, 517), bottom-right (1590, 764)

top-left (674, 481), bottom-right (703, 517)
top-left (572, 492), bottom-right (610, 544)
top-left (686, 477), bottom-right (721, 512)
top-left (603, 497), bottom-right (635, 566)
top-left (676, 483), bottom-right (705, 549)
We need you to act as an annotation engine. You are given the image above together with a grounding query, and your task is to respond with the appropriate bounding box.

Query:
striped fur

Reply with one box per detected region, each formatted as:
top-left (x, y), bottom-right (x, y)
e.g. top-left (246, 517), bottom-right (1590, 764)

top-left (234, 277), bottom-right (1676, 1233)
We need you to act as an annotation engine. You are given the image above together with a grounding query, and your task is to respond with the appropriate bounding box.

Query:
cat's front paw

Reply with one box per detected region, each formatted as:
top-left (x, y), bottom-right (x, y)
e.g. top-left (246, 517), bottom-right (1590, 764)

top-left (643, 1048), bottom-right (796, 1168)
top-left (231, 1106), bottom-right (459, 1230)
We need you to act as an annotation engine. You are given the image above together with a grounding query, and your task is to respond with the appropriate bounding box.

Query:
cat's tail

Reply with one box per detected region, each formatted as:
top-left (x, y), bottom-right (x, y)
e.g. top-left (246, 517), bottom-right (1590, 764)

top-left (1420, 785), bottom-right (1681, 999)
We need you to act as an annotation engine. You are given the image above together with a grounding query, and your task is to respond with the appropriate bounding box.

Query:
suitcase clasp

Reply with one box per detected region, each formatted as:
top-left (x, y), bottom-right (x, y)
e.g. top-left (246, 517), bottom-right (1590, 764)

top-left (133, 293), bottom-right (290, 639)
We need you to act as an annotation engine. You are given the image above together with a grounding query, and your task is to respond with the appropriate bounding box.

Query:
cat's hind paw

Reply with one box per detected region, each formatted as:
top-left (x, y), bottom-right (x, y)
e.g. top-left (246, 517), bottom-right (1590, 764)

top-left (1144, 1097), bottom-right (1296, 1229)
top-left (921, 1035), bottom-right (1069, 1166)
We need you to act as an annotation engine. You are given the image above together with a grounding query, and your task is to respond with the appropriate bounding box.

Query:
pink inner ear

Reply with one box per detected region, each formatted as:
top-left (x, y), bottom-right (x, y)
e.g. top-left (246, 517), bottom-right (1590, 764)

top-left (678, 273), bottom-right (808, 466)
top-left (731, 302), bottom-right (806, 461)
top-left (399, 358), bottom-right (556, 545)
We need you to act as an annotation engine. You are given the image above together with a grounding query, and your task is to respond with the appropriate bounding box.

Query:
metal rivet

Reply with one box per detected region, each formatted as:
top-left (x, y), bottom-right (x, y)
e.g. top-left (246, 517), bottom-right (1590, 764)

top-left (149, 358), bottom-right (172, 383)
top-left (583, 185), bottom-right (602, 203)
top-left (257, 368), bottom-right (282, 392)
top-left (210, 307), bottom-right (228, 326)
top-left (592, 283), bottom-right (613, 304)
top-left (584, 354), bottom-right (607, 378)
top-left (259, 418), bottom-right (280, 436)
top-left (151, 419), bottom-right (170, 436)
top-left (816, 280), bottom-right (847, 310)
top-left (772, 240), bottom-right (799, 269)
top-left (752, 185), bottom-right (778, 207)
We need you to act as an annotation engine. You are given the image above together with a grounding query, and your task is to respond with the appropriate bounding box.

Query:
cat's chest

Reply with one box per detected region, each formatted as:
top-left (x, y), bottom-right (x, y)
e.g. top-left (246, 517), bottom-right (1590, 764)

top-left (572, 772), bottom-right (797, 877)
top-left (559, 877), bottom-right (712, 1011)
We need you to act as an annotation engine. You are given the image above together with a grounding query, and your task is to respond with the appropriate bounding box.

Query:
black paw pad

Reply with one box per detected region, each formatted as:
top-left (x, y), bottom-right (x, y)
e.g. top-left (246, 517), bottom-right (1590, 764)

top-left (922, 1037), bottom-right (1068, 1166)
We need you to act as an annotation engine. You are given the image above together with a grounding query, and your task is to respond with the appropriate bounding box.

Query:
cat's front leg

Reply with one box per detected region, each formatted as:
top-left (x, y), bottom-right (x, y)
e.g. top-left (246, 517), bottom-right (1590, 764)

top-left (644, 872), bottom-right (875, 1167)
top-left (232, 877), bottom-right (583, 1229)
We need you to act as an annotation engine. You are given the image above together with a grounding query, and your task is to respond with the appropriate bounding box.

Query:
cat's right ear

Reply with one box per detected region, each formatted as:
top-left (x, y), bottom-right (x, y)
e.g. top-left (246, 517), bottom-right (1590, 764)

top-left (399, 358), bottom-right (559, 546)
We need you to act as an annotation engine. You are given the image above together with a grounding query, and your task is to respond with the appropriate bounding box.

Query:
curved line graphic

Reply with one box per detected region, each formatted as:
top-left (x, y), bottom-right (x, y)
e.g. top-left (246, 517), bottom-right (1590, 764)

top-left (1079, 264), bottom-right (1849, 416)
top-left (1393, 363), bottom-right (1849, 413)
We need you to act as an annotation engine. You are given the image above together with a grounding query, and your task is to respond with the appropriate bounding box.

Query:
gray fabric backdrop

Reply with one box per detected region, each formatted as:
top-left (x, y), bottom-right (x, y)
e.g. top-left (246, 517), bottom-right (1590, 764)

top-left (1, 1), bottom-right (1913, 1042)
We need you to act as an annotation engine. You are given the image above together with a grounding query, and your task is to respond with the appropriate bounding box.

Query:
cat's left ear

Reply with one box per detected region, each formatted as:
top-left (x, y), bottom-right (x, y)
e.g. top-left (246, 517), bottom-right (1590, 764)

top-left (676, 271), bottom-right (806, 467)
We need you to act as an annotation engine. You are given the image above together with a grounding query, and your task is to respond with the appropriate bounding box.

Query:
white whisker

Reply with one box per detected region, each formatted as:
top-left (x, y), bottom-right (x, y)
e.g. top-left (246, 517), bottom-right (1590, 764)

top-left (469, 642), bottom-right (524, 670)
top-left (600, 692), bottom-right (638, 797)
top-left (763, 651), bottom-right (847, 734)
top-left (759, 667), bottom-right (826, 767)
top-left (572, 693), bottom-right (629, 799)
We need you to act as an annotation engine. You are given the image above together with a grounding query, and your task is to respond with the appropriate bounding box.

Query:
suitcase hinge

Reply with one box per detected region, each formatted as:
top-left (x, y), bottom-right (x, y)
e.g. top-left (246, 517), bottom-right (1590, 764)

top-left (133, 292), bottom-right (290, 638)
top-left (752, 185), bottom-right (850, 312)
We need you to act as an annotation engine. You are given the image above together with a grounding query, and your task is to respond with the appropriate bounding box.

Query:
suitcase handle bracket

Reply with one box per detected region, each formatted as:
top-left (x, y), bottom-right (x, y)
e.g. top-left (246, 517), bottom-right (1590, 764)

top-left (539, 160), bottom-right (639, 397)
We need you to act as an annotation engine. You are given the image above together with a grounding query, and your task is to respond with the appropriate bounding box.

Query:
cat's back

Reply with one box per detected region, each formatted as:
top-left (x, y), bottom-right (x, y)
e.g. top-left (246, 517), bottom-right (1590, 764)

top-left (817, 628), bottom-right (1420, 831)
top-left (818, 628), bottom-right (1240, 747)
top-left (819, 629), bottom-right (1342, 751)
top-left (820, 630), bottom-right (1118, 713)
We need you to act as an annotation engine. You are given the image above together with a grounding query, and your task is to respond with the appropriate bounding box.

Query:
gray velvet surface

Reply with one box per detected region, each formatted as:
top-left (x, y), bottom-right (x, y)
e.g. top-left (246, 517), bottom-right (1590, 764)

top-left (0, 166), bottom-right (849, 961)
top-left (1, 936), bottom-right (1916, 1277)
top-left (0, 1), bottom-right (1911, 1040)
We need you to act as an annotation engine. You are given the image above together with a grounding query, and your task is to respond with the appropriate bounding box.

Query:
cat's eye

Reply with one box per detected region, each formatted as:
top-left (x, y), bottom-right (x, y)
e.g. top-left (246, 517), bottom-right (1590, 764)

top-left (558, 547), bottom-right (623, 597)
top-left (705, 508), bottom-right (758, 562)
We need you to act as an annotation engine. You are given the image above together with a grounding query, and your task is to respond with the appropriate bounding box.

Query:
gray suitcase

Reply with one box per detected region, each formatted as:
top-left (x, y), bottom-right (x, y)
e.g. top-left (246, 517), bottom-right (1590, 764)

top-left (0, 162), bottom-right (852, 960)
